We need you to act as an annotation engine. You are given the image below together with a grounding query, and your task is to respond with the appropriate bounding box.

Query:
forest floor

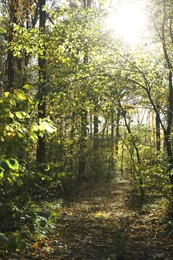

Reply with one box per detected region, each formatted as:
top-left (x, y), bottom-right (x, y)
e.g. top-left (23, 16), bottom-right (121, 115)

top-left (11, 179), bottom-right (173, 259)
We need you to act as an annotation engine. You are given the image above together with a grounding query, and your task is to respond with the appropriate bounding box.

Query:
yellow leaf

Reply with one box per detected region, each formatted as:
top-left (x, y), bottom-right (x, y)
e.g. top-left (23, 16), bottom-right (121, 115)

top-left (32, 241), bottom-right (39, 250)
top-left (4, 92), bottom-right (10, 97)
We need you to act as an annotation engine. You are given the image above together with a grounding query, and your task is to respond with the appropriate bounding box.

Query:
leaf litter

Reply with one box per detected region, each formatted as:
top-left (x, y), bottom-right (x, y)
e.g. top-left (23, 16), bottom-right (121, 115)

top-left (12, 179), bottom-right (173, 259)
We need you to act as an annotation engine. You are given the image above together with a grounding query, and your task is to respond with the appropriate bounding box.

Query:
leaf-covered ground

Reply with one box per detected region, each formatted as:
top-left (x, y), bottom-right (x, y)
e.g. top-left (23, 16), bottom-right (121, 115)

top-left (11, 179), bottom-right (173, 259)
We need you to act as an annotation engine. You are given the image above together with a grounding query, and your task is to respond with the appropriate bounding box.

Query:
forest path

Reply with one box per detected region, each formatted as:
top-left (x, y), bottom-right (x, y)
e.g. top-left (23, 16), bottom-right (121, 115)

top-left (31, 179), bottom-right (173, 259)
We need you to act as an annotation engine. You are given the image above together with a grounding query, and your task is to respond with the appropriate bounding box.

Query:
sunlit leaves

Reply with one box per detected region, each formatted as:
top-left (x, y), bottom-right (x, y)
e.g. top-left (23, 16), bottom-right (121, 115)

top-left (0, 167), bottom-right (4, 179)
top-left (0, 158), bottom-right (19, 171)
top-left (15, 111), bottom-right (30, 119)
top-left (22, 84), bottom-right (35, 90)
top-left (39, 117), bottom-right (56, 133)
top-left (0, 158), bottom-right (20, 184)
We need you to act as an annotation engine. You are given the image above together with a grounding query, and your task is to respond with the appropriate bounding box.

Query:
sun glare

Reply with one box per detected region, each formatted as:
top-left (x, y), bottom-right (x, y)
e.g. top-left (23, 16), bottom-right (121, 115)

top-left (107, 2), bottom-right (147, 44)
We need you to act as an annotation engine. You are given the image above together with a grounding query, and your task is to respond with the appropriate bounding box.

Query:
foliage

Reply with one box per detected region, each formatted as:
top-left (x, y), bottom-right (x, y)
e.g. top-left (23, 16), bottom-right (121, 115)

top-left (0, 197), bottom-right (62, 257)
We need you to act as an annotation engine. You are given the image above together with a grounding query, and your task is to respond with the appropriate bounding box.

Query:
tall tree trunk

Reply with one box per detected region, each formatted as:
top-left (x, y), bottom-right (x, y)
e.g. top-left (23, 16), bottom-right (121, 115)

top-left (77, 0), bottom-right (91, 183)
top-left (77, 108), bottom-right (87, 183)
top-left (107, 106), bottom-right (115, 180)
top-left (153, 1), bottom-right (173, 187)
top-left (93, 104), bottom-right (99, 146)
top-left (115, 104), bottom-right (121, 155)
top-left (5, 1), bottom-right (18, 157)
top-left (83, 0), bottom-right (91, 8)
top-left (37, 0), bottom-right (46, 163)
top-left (6, 0), bottom-right (18, 91)
top-left (89, 110), bottom-right (93, 139)
top-left (155, 107), bottom-right (160, 152)
top-left (93, 103), bottom-right (99, 182)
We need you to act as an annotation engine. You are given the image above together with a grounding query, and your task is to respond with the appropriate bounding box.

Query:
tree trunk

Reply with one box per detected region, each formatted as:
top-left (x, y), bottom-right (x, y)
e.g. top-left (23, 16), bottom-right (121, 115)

top-left (107, 107), bottom-right (115, 180)
top-left (36, 0), bottom-right (46, 163)
top-left (155, 107), bottom-right (161, 152)
top-left (115, 105), bottom-right (121, 155)
top-left (77, 109), bottom-right (87, 183)
top-left (93, 104), bottom-right (99, 146)
top-left (77, 0), bottom-right (91, 183)
top-left (160, 3), bottom-right (173, 185)
top-left (6, 0), bottom-right (18, 91)
top-left (93, 103), bottom-right (100, 182)
top-left (83, 0), bottom-right (91, 8)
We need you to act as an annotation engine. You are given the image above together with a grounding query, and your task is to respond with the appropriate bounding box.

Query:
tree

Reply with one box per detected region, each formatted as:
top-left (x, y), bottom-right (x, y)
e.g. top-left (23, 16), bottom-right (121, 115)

top-left (151, 0), bottom-right (173, 185)
top-left (37, 0), bottom-right (47, 163)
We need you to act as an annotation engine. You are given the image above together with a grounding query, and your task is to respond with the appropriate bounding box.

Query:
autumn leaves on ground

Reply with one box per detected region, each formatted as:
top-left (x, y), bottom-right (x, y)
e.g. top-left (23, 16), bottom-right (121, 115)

top-left (10, 179), bottom-right (173, 260)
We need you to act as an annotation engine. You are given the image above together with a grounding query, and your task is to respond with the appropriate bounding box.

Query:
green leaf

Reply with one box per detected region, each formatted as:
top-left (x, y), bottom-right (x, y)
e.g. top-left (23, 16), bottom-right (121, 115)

top-left (8, 111), bottom-right (14, 119)
top-left (0, 27), bottom-right (6, 35)
top-left (1, 159), bottom-right (20, 171)
top-left (31, 123), bottom-right (39, 131)
top-left (51, 210), bottom-right (59, 217)
top-left (37, 162), bottom-right (50, 172)
top-left (15, 111), bottom-right (30, 119)
top-left (8, 159), bottom-right (19, 170)
top-left (23, 84), bottom-right (34, 90)
top-left (0, 167), bottom-right (4, 179)
top-left (16, 90), bottom-right (27, 100)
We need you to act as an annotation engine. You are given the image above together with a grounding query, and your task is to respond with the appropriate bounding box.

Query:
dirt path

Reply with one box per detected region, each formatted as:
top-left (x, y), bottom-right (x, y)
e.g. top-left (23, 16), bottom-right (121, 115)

top-left (26, 179), bottom-right (173, 259)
